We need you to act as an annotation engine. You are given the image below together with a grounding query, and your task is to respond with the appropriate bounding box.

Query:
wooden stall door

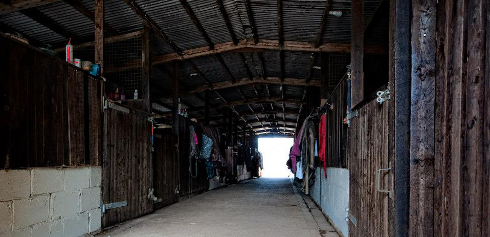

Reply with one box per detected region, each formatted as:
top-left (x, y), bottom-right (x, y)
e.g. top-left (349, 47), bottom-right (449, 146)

top-left (102, 107), bottom-right (153, 227)
top-left (348, 99), bottom-right (391, 237)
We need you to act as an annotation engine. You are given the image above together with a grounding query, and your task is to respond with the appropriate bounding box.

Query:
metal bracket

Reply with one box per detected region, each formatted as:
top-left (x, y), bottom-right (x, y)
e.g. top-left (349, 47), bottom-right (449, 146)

top-left (345, 208), bottom-right (357, 226)
top-left (148, 188), bottom-right (162, 203)
top-left (345, 110), bottom-right (358, 127)
top-left (101, 200), bottom-right (127, 214)
top-left (376, 162), bottom-right (392, 199)
top-left (376, 87), bottom-right (391, 105)
top-left (104, 100), bottom-right (130, 113)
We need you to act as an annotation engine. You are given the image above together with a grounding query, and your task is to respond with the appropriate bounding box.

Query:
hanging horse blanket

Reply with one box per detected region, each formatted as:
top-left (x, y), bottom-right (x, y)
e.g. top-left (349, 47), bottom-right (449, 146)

top-left (318, 114), bottom-right (327, 178)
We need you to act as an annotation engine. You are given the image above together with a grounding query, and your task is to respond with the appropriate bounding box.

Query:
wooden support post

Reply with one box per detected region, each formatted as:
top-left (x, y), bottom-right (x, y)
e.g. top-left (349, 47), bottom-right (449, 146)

top-left (94, 0), bottom-right (104, 75)
top-left (141, 26), bottom-right (151, 111)
top-left (410, 0), bottom-right (436, 235)
top-left (172, 61), bottom-right (179, 135)
top-left (234, 115), bottom-right (238, 147)
top-left (228, 109), bottom-right (233, 146)
top-left (204, 90), bottom-right (209, 125)
top-left (351, 0), bottom-right (364, 109)
top-left (320, 53), bottom-right (329, 105)
top-left (172, 61), bottom-right (180, 190)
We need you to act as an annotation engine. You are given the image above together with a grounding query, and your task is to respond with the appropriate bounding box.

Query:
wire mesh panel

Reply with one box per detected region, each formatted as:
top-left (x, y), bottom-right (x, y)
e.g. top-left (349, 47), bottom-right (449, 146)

top-left (55, 36), bottom-right (143, 99)
top-left (105, 37), bottom-right (142, 98)
top-left (325, 53), bottom-right (350, 95)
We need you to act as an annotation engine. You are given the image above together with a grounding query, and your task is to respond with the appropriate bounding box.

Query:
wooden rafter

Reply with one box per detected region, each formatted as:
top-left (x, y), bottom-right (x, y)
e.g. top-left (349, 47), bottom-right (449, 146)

top-left (315, 0), bottom-right (333, 47)
top-left (20, 8), bottom-right (78, 40)
top-left (123, 0), bottom-right (252, 129)
top-left (63, 0), bottom-right (118, 36)
top-left (216, 0), bottom-right (238, 45)
top-left (0, 0), bottom-right (58, 14)
top-left (180, 0), bottom-right (236, 85)
top-left (364, 0), bottom-right (389, 35)
top-left (53, 30), bottom-right (143, 52)
top-left (227, 97), bottom-right (303, 107)
top-left (244, 0), bottom-right (258, 44)
top-left (123, 0), bottom-right (181, 54)
top-left (152, 39), bottom-right (384, 64)
top-left (183, 77), bottom-right (320, 95)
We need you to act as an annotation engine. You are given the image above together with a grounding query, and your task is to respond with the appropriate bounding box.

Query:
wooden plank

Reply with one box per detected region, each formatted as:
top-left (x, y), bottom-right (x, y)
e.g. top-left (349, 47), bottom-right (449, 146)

top-left (67, 69), bottom-right (86, 165)
top-left (484, 1), bottom-right (490, 235)
top-left (433, 0), bottom-right (446, 235)
top-left (463, 0), bottom-right (485, 235)
top-left (410, 0), bottom-right (436, 236)
top-left (350, 0), bottom-right (364, 109)
top-left (441, 0), bottom-right (465, 235)
top-left (95, 0), bottom-right (104, 75)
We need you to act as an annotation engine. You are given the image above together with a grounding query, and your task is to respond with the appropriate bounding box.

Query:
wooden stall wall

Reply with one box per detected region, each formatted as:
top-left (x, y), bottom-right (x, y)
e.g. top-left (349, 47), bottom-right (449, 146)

top-left (325, 78), bottom-right (348, 168)
top-left (0, 35), bottom-right (102, 169)
top-left (153, 133), bottom-right (179, 209)
top-left (102, 108), bottom-right (153, 227)
top-left (178, 117), bottom-right (209, 197)
top-left (410, 0), bottom-right (490, 236)
top-left (348, 99), bottom-right (391, 237)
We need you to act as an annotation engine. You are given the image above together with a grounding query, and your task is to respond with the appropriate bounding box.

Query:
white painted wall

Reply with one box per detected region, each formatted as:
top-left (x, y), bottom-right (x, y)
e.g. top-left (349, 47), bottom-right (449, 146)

top-left (236, 165), bottom-right (251, 181)
top-left (0, 167), bottom-right (102, 237)
top-left (310, 167), bottom-right (349, 237)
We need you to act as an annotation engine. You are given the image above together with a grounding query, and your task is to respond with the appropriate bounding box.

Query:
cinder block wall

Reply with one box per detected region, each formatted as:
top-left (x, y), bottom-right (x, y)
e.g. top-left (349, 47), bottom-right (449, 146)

top-left (310, 167), bottom-right (349, 236)
top-left (0, 167), bottom-right (102, 237)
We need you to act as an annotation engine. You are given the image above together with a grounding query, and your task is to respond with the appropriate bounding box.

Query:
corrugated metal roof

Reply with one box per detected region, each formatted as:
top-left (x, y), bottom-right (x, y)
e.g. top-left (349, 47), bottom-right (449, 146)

top-left (0, 0), bottom-right (387, 134)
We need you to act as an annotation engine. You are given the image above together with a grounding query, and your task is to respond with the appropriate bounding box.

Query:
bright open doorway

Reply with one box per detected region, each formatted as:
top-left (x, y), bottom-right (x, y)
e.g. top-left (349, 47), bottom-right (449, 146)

top-left (258, 137), bottom-right (294, 178)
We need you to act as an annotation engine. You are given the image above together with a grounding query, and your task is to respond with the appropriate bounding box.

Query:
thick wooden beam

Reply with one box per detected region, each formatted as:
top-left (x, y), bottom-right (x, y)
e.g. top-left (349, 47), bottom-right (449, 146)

top-left (152, 40), bottom-right (385, 64)
top-left (95, 0), bottom-right (103, 75)
top-left (63, 0), bottom-right (118, 36)
top-left (185, 77), bottom-right (320, 95)
top-left (53, 30), bottom-right (143, 52)
top-left (0, 0), bottom-right (58, 14)
top-left (228, 97), bottom-right (303, 107)
top-left (409, 0), bottom-right (436, 235)
top-left (350, 0), bottom-right (364, 109)
top-left (141, 26), bottom-right (150, 111)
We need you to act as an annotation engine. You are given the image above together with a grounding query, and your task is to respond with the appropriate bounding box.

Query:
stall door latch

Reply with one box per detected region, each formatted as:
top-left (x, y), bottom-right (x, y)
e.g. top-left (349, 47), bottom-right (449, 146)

top-left (376, 87), bottom-right (391, 105)
top-left (377, 162), bottom-right (392, 199)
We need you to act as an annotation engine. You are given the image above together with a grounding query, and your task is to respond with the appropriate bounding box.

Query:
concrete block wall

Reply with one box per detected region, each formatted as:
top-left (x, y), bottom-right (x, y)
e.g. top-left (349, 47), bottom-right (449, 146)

top-left (0, 167), bottom-right (102, 237)
top-left (310, 167), bottom-right (349, 237)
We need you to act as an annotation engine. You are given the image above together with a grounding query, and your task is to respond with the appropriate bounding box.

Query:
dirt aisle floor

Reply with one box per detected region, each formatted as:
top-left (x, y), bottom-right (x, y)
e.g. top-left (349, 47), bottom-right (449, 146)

top-left (96, 178), bottom-right (340, 237)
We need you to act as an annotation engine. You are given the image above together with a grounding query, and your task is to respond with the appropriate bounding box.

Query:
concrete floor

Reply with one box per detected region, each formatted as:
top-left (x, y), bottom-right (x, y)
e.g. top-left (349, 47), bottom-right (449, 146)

top-left (96, 178), bottom-right (340, 237)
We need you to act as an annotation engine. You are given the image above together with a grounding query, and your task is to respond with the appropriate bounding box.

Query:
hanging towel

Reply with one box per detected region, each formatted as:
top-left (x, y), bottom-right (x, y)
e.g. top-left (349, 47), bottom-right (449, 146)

top-left (319, 114), bottom-right (327, 178)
